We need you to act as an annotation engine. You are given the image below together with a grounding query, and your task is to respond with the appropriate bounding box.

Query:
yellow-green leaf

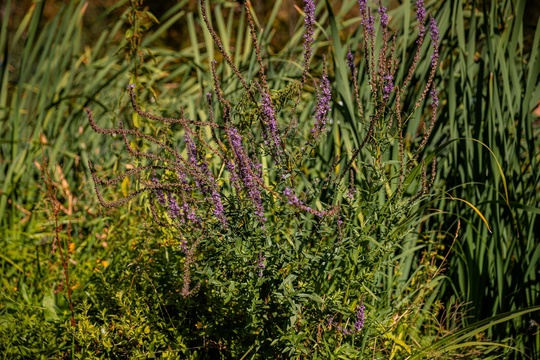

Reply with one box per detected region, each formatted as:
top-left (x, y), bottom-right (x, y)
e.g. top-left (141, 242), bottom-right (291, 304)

top-left (121, 176), bottom-right (130, 197)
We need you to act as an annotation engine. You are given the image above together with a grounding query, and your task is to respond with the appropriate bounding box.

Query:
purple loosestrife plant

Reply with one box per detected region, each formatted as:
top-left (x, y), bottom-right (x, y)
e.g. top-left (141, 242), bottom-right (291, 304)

top-left (85, 0), bottom-right (443, 355)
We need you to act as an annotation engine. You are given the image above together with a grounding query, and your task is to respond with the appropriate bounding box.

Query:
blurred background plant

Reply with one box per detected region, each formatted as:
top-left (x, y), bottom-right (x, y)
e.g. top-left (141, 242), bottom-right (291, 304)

top-left (0, 0), bottom-right (538, 359)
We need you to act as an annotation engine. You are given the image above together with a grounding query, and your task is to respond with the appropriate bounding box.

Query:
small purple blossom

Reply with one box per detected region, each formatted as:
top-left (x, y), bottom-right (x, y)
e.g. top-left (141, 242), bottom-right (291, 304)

top-left (211, 189), bottom-right (227, 224)
top-left (358, 0), bottom-right (367, 14)
top-left (176, 166), bottom-right (188, 186)
top-left (168, 193), bottom-right (181, 219)
top-left (256, 252), bottom-right (266, 277)
top-left (178, 202), bottom-right (198, 224)
top-left (284, 187), bottom-right (302, 207)
top-left (378, 5), bottom-right (388, 28)
top-left (429, 18), bottom-right (440, 45)
top-left (331, 303), bottom-right (366, 336)
top-left (184, 203), bottom-right (198, 223)
top-left (226, 161), bottom-right (240, 192)
top-left (283, 187), bottom-right (326, 217)
top-left (347, 185), bottom-right (357, 201)
top-left (383, 73), bottom-right (394, 99)
top-left (180, 239), bottom-right (189, 253)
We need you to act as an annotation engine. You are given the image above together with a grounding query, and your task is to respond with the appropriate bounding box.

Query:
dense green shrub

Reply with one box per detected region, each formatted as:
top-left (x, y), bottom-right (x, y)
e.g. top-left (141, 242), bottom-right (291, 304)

top-left (81, 0), bottom-right (453, 358)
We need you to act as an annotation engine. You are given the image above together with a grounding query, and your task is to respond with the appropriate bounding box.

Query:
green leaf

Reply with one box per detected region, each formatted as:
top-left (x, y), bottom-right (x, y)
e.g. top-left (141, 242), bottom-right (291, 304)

top-left (42, 292), bottom-right (60, 322)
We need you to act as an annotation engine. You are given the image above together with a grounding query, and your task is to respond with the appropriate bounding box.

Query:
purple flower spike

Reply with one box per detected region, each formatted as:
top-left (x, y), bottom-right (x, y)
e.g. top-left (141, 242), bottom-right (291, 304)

top-left (179, 239), bottom-right (189, 253)
top-left (311, 61), bottom-right (331, 139)
top-left (227, 126), bottom-right (266, 223)
top-left (358, 0), bottom-right (367, 14)
top-left (211, 189), bottom-right (227, 225)
top-left (416, 0), bottom-right (426, 26)
top-left (303, 0), bottom-right (316, 67)
top-left (261, 89), bottom-right (281, 152)
top-left (429, 17), bottom-right (440, 46)
top-left (358, 0), bottom-right (374, 36)
top-left (429, 17), bottom-right (440, 67)
top-left (366, 12), bottom-right (375, 38)
top-left (416, 0), bottom-right (427, 40)
top-left (184, 132), bottom-right (227, 226)
top-left (354, 304), bottom-right (366, 332)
